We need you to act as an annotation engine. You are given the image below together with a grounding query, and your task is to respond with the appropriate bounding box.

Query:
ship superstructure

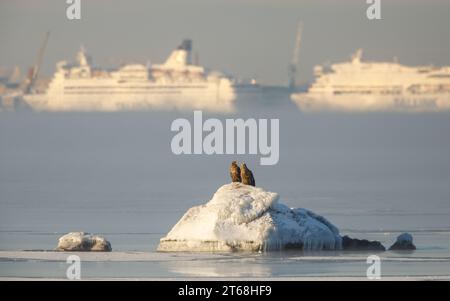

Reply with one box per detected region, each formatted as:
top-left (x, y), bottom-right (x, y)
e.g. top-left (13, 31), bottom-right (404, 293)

top-left (24, 40), bottom-right (258, 112)
top-left (291, 49), bottom-right (450, 111)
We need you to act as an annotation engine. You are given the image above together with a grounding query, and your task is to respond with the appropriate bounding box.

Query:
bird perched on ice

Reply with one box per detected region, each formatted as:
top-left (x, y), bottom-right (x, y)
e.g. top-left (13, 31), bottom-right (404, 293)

top-left (230, 161), bottom-right (241, 183)
top-left (240, 163), bottom-right (255, 186)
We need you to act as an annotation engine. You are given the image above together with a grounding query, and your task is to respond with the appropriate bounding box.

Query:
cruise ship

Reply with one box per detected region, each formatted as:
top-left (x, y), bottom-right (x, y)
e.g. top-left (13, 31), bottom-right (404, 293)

top-left (23, 40), bottom-right (259, 112)
top-left (291, 49), bottom-right (450, 111)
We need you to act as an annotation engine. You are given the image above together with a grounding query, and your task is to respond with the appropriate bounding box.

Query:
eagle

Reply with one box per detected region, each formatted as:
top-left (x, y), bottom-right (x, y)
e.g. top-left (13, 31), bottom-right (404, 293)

top-left (240, 163), bottom-right (255, 186)
top-left (230, 161), bottom-right (241, 183)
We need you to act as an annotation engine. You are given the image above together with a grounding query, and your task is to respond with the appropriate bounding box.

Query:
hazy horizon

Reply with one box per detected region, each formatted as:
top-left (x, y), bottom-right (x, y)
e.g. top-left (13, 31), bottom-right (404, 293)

top-left (1, 0), bottom-right (450, 85)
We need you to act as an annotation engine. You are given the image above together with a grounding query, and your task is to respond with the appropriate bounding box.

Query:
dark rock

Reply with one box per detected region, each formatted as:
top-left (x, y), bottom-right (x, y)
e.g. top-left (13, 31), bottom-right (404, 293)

top-left (342, 235), bottom-right (385, 251)
top-left (389, 233), bottom-right (416, 250)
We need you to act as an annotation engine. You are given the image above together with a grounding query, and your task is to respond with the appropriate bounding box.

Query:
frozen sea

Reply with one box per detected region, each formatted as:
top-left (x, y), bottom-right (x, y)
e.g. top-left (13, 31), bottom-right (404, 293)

top-left (1, 98), bottom-right (450, 280)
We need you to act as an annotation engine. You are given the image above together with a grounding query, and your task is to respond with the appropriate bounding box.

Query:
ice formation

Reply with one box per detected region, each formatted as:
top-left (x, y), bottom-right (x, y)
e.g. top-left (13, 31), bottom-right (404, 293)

top-left (158, 183), bottom-right (342, 252)
top-left (389, 232), bottom-right (416, 250)
top-left (56, 232), bottom-right (112, 252)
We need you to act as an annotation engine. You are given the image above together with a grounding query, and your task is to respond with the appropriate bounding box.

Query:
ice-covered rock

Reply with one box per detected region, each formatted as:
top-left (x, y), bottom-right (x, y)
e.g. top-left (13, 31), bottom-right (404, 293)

top-left (56, 232), bottom-right (112, 252)
top-left (389, 233), bottom-right (416, 250)
top-left (158, 183), bottom-right (342, 252)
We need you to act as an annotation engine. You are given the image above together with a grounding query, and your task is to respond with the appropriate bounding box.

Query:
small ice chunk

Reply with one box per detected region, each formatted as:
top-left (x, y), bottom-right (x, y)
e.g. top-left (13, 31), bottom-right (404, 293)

top-left (56, 232), bottom-right (112, 252)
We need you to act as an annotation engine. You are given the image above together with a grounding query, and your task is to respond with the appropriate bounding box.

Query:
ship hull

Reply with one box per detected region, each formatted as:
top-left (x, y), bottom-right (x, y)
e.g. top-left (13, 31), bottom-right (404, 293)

top-left (25, 93), bottom-right (233, 112)
top-left (23, 85), bottom-right (255, 113)
top-left (291, 92), bottom-right (450, 112)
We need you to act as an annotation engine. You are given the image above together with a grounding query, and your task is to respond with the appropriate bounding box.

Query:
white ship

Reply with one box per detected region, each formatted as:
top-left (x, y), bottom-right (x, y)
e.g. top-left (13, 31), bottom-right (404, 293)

top-left (24, 40), bottom-right (259, 112)
top-left (291, 49), bottom-right (450, 112)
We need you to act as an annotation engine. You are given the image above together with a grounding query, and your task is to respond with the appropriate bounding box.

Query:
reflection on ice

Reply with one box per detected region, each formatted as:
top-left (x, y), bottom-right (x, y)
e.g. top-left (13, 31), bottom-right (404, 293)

top-left (165, 258), bottom-right (272, 278)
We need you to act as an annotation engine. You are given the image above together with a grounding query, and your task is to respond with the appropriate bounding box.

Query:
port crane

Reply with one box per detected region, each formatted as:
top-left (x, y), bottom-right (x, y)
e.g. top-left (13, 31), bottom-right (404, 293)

top-left (288, 22), bottom-right (302, 90)
top-left (24, 31), bottom-right (50, 94)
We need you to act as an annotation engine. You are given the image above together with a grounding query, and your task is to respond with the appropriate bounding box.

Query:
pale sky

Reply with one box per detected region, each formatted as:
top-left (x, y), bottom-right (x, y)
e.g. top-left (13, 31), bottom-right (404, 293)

top-left (1, 0), bottom-right (449, 85)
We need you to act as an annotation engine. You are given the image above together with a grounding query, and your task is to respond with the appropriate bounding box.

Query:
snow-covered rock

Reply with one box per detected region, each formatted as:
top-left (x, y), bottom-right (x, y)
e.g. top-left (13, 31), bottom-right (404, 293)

top-left (389, 233), bottom-right (416, 250)
top-left (56, 232), bottom-right (112, 252)
top-left (158, 183), bottom-right (342, 252)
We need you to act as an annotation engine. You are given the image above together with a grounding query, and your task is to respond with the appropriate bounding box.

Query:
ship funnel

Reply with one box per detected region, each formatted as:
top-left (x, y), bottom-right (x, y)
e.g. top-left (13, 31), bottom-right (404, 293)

top-left (77, 46), bottom-right (92, 66)
top-left (163, 39), bottom-right (192, 68)
top-left (351, 49), bottom-right (363, 63)
top-left (178, 39), bottom-right (192, 51)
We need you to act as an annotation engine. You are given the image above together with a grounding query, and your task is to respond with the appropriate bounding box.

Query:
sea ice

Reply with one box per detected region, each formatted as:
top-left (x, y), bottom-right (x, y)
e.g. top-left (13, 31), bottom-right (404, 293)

top-left (158, 183), bottom-right (342, 252)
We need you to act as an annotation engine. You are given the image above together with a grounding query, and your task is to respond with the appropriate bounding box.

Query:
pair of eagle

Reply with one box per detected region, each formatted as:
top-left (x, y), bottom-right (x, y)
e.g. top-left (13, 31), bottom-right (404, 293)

top-left (230, 161), bottom-right (255, 186)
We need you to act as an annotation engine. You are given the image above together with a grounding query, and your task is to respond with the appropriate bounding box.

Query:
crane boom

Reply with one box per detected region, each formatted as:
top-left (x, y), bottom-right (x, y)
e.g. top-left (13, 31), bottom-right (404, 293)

top-left (292, 22), bottom-right (303, 67)
top-left (25, 31), bottom-right (50, 93)
top-left (288, 22), bottom-right (303, 90)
